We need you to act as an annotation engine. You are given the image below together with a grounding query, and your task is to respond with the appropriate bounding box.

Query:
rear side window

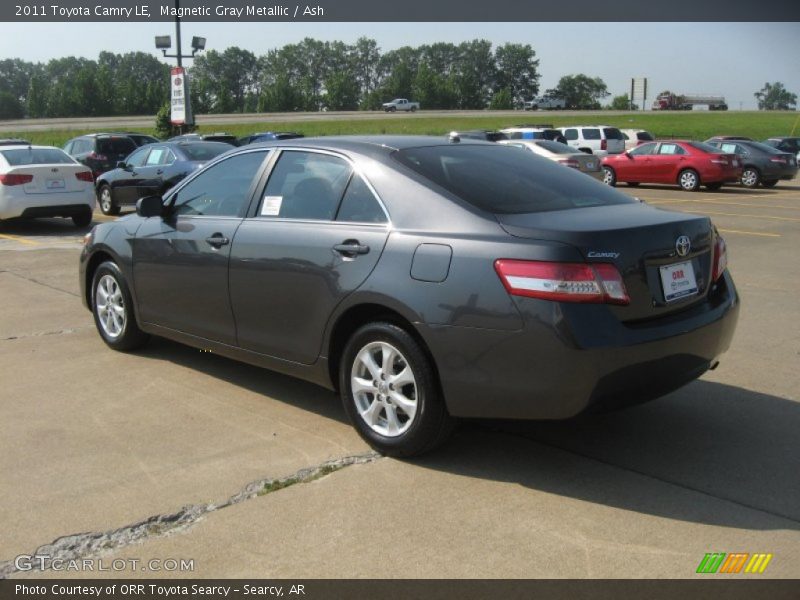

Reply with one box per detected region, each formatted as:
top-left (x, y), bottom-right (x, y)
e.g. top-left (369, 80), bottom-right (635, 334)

top-left (582, 129), bottom-right (601, 140)
top-left (603, 128), bottom-right (624, 140)
top-left (336, 175), bottom-right (387, 223)
top-left (97, 137), bottom-right (136, 155)
top-left (657, 144), bottom-right (686, 155)
top-left (260, 151), bottom-right (352, 220)
top-left (1, 148), bottom-right (76, 165)
top-left (394, 144), bottom-right (634, 214)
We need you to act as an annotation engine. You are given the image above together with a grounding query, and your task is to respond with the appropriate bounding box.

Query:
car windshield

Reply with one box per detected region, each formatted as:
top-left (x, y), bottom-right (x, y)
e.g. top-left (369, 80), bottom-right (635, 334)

top-left (687, 141), bottom-right (724, 154)
top-left (534, 141), bottom-right (576, 154)
top-left (394, 144), bottom-right (634, 214)
top-left (1, 148), bottom-right (76, 165)
top-left (180, 142), bottom-right (233, 161)
top-left (97, 137), bottom-right (136, 155)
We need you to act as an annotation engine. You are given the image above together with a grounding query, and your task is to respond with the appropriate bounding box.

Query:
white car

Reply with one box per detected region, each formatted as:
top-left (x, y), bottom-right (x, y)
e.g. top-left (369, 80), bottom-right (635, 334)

top-left (558, 125), bottom-right (626, 157)
top-left (0, 145), bottom-right (95, 227)
top-left (499, 139), bottom-right (603, 180)
top-left (620, 129), bottom-right (656, 151)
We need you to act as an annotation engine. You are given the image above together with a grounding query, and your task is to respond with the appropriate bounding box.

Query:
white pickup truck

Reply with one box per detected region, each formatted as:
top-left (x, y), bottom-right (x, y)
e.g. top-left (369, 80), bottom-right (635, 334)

top-left (524, 96), bottom-right (566, 111)
top-left (382, 98), bottom-right (420, 112)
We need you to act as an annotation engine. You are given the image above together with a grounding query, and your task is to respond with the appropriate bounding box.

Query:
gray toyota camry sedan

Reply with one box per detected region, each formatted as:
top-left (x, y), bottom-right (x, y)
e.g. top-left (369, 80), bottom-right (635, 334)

top-left (79, 136), bottom-right (739, 457)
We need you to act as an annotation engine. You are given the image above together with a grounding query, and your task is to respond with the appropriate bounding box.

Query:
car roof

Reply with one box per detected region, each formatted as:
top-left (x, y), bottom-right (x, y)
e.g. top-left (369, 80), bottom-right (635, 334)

top-left (244, 135), bottom-right (496, 156)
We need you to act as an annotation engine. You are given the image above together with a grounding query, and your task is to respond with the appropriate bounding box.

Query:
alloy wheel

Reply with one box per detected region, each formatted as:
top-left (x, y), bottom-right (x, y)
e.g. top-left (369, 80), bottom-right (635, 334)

top-left (95, 274), bottom-right (126, 339)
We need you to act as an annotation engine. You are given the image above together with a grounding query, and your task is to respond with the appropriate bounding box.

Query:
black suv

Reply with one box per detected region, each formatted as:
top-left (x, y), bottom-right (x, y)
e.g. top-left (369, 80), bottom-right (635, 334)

top-left (764, 137), bottom-right (800, 157)
top-left (64, 134), bottom-right (138, 178)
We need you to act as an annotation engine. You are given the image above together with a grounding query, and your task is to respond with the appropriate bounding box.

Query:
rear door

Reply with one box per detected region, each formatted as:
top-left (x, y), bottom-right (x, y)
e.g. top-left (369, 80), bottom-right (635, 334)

top-left (229, 149), bottom-right (390, 364)
top-left (649, 142), bottom-right (687, 182)
top-left (603, 127), bottom-right (626, 154)
top-left (133, 150), bottom-right (271, 344)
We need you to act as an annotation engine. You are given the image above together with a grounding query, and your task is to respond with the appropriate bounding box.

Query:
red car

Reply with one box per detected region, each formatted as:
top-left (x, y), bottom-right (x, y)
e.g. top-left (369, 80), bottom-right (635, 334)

top-left (601, 140), bottom-right (742, 191)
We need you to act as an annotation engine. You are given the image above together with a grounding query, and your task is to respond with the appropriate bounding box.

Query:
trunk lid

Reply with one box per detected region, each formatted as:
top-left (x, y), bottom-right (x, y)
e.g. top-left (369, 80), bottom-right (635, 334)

top-left (496, 203), bottom-right (714, 321)
top-left (18, 164), bottom-right (91, 194)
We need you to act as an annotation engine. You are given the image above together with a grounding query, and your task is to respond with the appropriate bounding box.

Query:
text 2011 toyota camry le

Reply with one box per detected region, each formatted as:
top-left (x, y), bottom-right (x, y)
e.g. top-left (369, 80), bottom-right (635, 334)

top-left (79, 136), bottom-right (739, 456)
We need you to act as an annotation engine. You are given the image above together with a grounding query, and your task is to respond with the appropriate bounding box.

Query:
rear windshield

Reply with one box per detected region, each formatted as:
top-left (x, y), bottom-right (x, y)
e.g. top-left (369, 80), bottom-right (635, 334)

top-left (1, 148), bottom-right (76, 165)
top-left (180, 142), bottom-right (233, 161)
top-left (393, 144), bottom-right (634, 214)
top-left (97, 137), bottom-right (136, 155)
top-left (603, 128), bottom-right (624, 140)
top-left (534, 140), bottom-right (576, 154)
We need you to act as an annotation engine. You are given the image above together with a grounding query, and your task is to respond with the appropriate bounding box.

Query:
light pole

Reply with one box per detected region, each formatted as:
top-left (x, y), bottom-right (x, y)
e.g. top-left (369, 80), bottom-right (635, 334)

top-left (155, 0), bottom-right (206, 133)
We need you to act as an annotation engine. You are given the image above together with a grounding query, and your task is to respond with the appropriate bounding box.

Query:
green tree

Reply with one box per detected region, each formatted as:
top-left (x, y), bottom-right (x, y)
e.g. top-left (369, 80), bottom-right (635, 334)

top-left (610, 93), bottom-right (638, 110)
top-left (550, 74), bottom-right (610, 109)
top-left (0, 91), bottom-right (24, 119)
top-left (754, 82), bottom-right (797, 110)
top-left (455, 40), bottom-right (495, 109)
top-left (494, 43), bottom-right (540, 107)
top-left (489, 88), bottom-right (514, 110)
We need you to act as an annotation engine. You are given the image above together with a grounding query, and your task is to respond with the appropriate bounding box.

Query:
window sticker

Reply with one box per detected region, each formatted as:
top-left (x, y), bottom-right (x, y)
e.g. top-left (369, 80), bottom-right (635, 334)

top-left (261, 195), bottom-right (283, 216)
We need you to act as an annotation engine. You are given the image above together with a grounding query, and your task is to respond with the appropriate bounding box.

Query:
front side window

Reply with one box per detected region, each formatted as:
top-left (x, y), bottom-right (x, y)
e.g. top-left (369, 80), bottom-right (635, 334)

top-left (629, 143), bottom-right (657, 156)
top-left (171, 151), bottom-right (269, 217)
top-left (126, 148), bottom-right (150, 168)
top-left (258, 151), bottom-right (352, 220)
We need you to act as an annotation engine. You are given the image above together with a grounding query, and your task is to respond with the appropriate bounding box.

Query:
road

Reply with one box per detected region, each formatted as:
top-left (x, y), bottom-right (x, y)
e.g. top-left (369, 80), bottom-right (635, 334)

top-left (1, 181), bottom-right (799, 579)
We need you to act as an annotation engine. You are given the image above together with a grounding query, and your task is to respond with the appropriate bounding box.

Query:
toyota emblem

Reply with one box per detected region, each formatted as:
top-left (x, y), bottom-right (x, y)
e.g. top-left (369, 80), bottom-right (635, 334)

top-left (676, 236), bottom-right (691, 257)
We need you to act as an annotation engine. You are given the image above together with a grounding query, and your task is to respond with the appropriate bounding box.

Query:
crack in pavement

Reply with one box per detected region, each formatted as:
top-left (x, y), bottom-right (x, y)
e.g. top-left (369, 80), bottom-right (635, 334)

top-left (2, 325), bottom-right (92, 341)
top-left (1, 270), bottom-right (79, 298)
top-left (0, 451), bottom-right (381, 579)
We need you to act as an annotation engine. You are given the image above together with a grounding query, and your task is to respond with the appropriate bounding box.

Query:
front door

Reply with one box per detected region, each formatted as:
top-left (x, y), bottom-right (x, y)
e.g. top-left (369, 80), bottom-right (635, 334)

top-left (133, 150), bottom-right (271, 345)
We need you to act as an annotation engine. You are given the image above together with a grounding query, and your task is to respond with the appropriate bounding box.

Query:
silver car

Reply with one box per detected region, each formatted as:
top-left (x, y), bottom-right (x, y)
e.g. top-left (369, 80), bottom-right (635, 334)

top-left (500, 139), bottom-right (603, 179)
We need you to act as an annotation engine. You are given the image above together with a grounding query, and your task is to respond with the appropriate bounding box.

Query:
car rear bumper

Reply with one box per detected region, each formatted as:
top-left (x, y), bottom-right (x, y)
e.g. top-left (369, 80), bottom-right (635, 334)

top-left (0, 191), bottom-right (94, 219)
top-left (422, 270), bottom-right (739, 420)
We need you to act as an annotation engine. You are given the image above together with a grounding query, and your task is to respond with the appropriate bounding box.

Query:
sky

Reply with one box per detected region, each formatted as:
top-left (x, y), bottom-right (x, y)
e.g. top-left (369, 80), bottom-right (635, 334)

top-left (0, 21), bottom-right (798, 109)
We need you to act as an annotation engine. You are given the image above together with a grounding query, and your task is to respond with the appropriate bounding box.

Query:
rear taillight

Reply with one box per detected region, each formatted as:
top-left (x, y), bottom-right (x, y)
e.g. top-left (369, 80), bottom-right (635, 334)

top-left (494, 260), bottom-right (629, 305)
top-left (712, 236), bottom-right (728, 281)
top-left (601, 139), bottom-right (608, 151)
top-left (87, 151), bottom-right (108, 161)
top-left (710, 157), bottom-right (729, 165)
top-left (75, 171), bottom-right (94, 182)
top-left (0, 173), bottom-right (34, 186)
top-left (557, 158), bottom-right (581, 169)
top-left (769, 156), bottom-right (787, 164)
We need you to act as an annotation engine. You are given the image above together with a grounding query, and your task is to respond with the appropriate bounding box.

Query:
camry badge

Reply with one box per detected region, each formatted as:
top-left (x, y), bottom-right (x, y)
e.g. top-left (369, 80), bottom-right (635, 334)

top-left (676, 236), bottom-right (691, 257)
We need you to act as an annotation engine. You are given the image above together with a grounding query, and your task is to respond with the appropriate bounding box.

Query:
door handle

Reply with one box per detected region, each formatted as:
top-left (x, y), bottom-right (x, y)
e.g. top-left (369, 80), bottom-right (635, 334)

top-left (156, 169), bottom-right (164, 175)
top-left (205, 234), bottom-right (230, 248)
top-left (333, 241), bottom-right (370, 256)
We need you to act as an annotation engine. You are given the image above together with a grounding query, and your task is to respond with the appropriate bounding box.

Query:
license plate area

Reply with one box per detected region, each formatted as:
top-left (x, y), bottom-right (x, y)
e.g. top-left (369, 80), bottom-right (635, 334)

top-left (659, 261), bottom-right (698, 302)
top-left (46, 178), bottom-right (65, 190)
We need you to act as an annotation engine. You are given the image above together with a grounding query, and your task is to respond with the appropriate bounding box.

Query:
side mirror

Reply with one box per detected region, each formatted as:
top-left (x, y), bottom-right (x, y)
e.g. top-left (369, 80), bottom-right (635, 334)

top-left (117, 161), bottom-right (128, 169)
top-left (136, 195), bottom-right (165, 218)
top-left (625, 152), bottom-right (633, 159)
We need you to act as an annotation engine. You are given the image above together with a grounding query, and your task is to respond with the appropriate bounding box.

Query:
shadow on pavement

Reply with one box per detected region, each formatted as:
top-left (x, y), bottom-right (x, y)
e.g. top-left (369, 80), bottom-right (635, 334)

top-left (130, 337), bottom-right (799, 531)
top-left (418, 380), bottom-right (800, 531)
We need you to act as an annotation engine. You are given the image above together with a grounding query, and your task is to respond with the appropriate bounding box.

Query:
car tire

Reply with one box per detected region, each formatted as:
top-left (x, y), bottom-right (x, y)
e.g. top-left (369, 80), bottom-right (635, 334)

top-left (98, 184), bottom-right (120, 216)
top-left (705, 182), bottom-right (723, 191)
top-left (72, 209), bottom-right (93, 228)
top-left (91, 261), bottom-right (149, 351)
top-left (602, 166), bottom-right (617, 187)
top-left (410, 106), bottom-right (417, 112)
top-left (340, 322), bottom-right (454, 458)
top-left (678, 169), bottom-right (701, 192)
top-left (761, 179), bottom-right (779, 188)
top-left (741, 167), bottom-right (760, 188)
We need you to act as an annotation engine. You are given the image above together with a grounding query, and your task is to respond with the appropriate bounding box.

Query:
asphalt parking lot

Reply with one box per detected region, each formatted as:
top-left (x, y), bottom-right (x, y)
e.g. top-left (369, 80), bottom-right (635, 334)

top-left (1, 181), bottom-right (799, 579)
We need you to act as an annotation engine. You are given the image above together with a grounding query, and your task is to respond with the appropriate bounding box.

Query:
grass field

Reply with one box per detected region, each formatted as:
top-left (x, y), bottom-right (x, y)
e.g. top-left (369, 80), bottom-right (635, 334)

top-left (5, 111), bottom-right (800, 147)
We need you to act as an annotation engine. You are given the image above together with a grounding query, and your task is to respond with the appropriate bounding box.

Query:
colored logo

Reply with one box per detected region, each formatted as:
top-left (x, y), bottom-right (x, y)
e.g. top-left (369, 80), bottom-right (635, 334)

top-left (696, 552), bottom-right (773, 574)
